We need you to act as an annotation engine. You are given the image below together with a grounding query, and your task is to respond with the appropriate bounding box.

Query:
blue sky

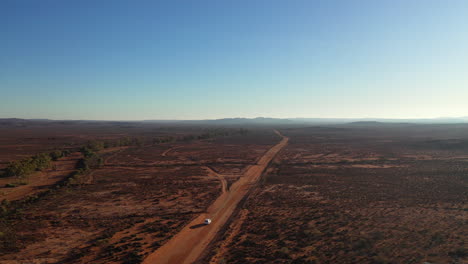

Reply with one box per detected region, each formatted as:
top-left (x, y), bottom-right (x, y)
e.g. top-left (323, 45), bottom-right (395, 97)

top-left (1, 0), bottom-right (467, 120)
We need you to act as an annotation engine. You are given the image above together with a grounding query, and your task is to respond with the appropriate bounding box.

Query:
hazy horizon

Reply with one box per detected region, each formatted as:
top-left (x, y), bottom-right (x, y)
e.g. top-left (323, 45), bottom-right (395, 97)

top-left (2, 116), bottom-right (468, 122)
top-left (2, 0), bottom-right (468, 120)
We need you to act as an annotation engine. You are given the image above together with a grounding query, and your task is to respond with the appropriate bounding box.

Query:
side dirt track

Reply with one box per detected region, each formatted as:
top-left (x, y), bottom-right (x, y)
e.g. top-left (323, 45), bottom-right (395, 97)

top-left (143, 130), bottom-right (288, 264)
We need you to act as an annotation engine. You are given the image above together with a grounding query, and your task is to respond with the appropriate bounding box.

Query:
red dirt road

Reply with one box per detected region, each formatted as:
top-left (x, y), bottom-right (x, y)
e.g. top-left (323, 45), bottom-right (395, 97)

top-left (143, 131), bottom-right (288, 264)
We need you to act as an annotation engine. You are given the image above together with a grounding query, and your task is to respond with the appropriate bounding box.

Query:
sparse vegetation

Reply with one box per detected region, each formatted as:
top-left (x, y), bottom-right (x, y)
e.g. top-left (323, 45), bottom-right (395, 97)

top-left (0, 125), bottom-right (271, 263)
top-left (49, 149), bottom-right (70, 161)
top-left (204, 125), bottom-right (468, 264)
top-left (1, 123), bottom-right (466, 264)
top-left (1, 152), bottom-right (52, 178)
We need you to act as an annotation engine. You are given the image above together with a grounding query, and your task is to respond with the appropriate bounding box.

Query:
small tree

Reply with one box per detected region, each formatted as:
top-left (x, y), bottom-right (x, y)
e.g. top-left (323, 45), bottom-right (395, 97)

top-left (31, 153), bottom-right (52, 171)
top-left (50, 150), bottom-right (64, 161)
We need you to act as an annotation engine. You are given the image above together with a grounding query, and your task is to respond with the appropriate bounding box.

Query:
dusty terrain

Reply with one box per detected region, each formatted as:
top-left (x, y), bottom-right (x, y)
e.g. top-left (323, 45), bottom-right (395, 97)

top-left (0, 121), bottom-right (281, 263)
top-left (0, 120), bottom-right (171, 170)
top-left (142, 131), bottom-right (287, 264)
top-left (1, 121), bottom-right (467, 264)
top-left (203, 124), bottom-right (468, 264)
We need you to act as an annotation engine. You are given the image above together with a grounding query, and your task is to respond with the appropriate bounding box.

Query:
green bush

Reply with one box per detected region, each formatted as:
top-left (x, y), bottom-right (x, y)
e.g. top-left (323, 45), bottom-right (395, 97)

top-left (31, 153), bottom-right (52, 171)
top-left (85, 140), bottom-right (105, 152)
top-left (77, 153), bottom-right (103, 171)
top-left (80, 147), bottom-right (95, 158)
top-left (50, 150), bottom-right (65, 161)
top-left (2, 153), bottom-right (52, 178)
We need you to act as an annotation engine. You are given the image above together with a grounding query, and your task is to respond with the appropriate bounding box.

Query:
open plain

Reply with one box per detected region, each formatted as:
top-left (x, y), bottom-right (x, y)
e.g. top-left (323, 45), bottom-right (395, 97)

top-left (0, 120), bottom-right (281, 263)
top-left (202, 123), bottom-right (468, 264)
top-left (0, 120), bottom-right (466, 264)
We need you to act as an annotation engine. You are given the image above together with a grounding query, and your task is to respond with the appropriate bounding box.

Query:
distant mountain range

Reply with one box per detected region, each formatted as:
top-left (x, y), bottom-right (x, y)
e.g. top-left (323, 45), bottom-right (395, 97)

top-left (289, 117), bottom-right (468, 124)
top-left (1, 116), bottom-right (468, 126)
top-left (144, 116), bottom-right (468, 125)
top-left (143, 117), bottom-right (294, 125)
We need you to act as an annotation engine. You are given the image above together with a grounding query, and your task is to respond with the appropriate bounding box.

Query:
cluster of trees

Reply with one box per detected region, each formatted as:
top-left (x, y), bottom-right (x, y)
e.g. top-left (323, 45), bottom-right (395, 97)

top-left (152, 136), bottom-right (176, 144)
top-left (0, 137), bottom-right (134, 180)
top-left (82, 129), bottom-right (249, 151)
top-left (78, 138), bottom-right (141, 171)
top-left (1, 150), bottom-right (70, 178)
top-left (78, 138), bottom-right (143, 153)
top-left (77, 146), bottom-right (103, 172)
top-left (1, 129), bottom-right (249, 179)
top-left (197, 128), bottom-right (249, 140)
top-left (36, 143), bottom-right (105, 188)
top-left (49, 149), bottom-right (71, 161)
top-left (103, 137), bottom-right (143, 148)
top-left (153, 128), bottom-right (250, 144)
top-left (80, 140), bottom-right (105, 158)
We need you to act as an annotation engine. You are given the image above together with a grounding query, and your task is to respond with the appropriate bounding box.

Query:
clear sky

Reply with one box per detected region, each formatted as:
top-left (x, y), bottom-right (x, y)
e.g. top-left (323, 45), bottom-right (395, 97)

top-left (1, 0), bottom-right (467, 120)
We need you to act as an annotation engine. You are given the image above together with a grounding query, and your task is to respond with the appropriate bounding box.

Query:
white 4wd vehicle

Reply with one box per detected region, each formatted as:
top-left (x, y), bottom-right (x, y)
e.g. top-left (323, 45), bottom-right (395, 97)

top-left (204, 218), bottom-right (212, 225)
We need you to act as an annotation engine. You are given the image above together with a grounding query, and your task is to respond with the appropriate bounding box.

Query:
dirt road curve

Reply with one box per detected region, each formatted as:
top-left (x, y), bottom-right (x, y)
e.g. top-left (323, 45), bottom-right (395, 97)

top-left (143, 130), bottom-right (288, 264)
top-left (204, 166), bottom-right (228, 194)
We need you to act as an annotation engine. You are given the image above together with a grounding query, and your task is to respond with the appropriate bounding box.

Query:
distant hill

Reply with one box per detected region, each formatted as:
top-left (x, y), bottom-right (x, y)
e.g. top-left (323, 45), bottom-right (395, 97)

top-left (0, 118), bottom-right (45, 126)
top-left (2, 116), bottom-right (468, 127)
top-left (143, 117), bottom-right (293, 125)
top-left (203, 117), bottom-right (293, 125)
top-left (291, 117), bottom-right (468, 124)
top-left (348, 121), bottom-right (384, 125)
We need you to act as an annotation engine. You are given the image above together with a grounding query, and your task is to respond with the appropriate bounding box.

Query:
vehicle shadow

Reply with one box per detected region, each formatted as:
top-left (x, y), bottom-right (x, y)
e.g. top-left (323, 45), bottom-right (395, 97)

top-left (190, 224), bottom-right (205, 229)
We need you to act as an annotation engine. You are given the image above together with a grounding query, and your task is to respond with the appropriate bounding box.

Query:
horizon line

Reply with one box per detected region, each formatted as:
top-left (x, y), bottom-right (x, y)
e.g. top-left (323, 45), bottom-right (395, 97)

top-left (1, 116), bottom-right (468, 122)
